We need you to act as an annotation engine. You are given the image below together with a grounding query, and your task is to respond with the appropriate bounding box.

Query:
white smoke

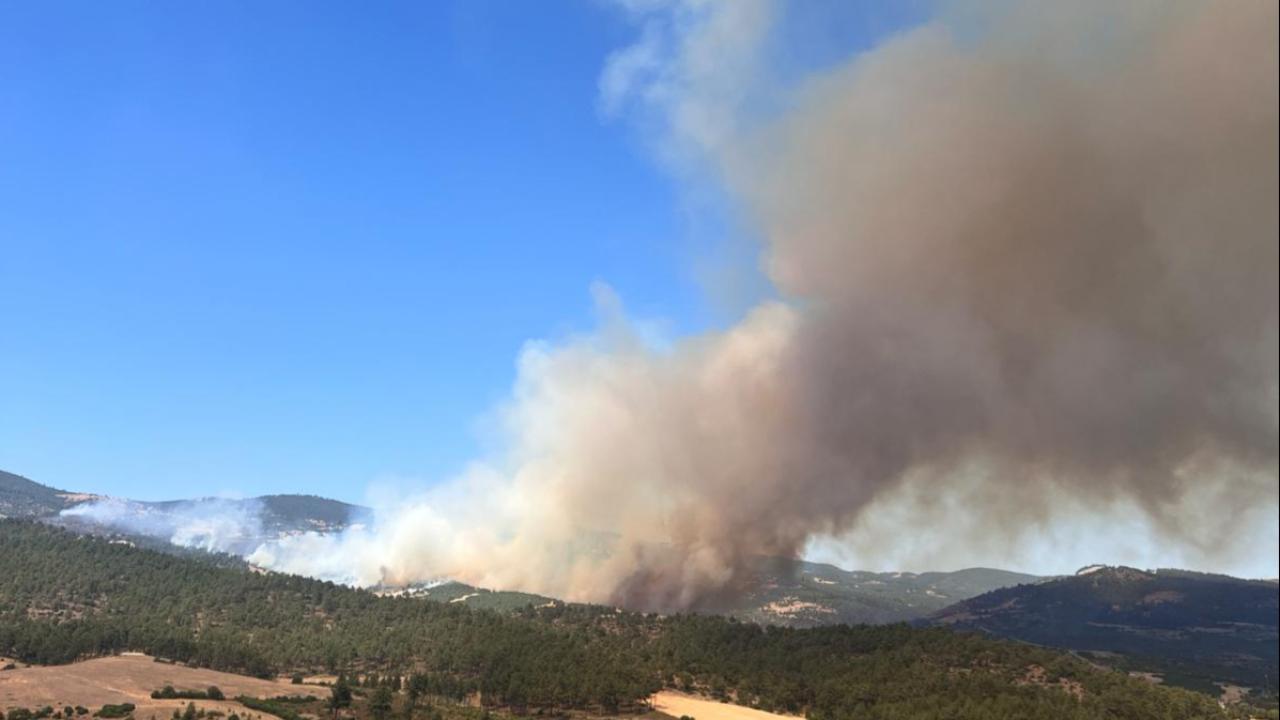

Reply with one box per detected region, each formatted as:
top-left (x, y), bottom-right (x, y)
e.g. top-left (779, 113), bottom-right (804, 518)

top-left (61, 497), bottom-right (266, 555)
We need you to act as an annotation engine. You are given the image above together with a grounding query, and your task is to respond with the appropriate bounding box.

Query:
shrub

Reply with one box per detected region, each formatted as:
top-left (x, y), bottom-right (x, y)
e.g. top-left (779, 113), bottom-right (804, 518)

top-left (235, 697), bottom-right (301, 720)
top-left (152, 687), bottom-right (221, 701)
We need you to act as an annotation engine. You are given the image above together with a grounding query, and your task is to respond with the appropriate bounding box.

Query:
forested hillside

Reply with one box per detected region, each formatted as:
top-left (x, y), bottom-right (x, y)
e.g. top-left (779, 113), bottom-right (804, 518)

top-left (700, 556), bottom-right (1041, 626)
top-left (932, 566), bottom-right (1279, 699)
top-left (0, 521), bottom-right (1239, 719)
top-left (382, 581), bottom-right (553, 612)
top-left (0, 471), bottom-right (78, 518)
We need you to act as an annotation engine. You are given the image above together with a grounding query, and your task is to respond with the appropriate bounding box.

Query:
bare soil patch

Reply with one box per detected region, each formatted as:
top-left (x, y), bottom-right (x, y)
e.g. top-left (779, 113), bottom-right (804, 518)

top-left (649, 692), bottom-right (794, 720)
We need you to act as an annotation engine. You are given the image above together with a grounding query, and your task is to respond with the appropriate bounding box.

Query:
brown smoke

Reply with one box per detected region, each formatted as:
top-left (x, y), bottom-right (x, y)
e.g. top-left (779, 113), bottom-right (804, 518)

top-left (251, 1), bottom-right (1278, 606)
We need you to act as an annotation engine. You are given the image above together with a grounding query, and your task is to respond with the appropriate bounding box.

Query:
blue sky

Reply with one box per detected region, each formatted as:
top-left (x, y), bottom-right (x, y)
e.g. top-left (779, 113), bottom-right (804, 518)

top-left (0, 1), bottom-right (921, 503)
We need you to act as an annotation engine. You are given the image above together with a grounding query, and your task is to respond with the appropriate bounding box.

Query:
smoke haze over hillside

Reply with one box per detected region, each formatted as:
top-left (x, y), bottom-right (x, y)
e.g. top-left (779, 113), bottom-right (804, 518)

top-left (61, 497), bottom-right (266, 555)
top-left (244, 0), bottom-right (1278, 606)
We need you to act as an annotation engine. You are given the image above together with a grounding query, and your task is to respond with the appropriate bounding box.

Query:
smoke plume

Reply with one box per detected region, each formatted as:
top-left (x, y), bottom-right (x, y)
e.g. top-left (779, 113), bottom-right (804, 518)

top-left (250, 0), bottom-right (1278, 606)
top-left (61, 497), bottom-right (266, 555)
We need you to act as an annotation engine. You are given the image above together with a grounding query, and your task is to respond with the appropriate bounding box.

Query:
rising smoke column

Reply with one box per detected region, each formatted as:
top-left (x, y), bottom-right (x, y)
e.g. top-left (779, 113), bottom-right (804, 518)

top-left (251, 0), bottom-right (1278, 607)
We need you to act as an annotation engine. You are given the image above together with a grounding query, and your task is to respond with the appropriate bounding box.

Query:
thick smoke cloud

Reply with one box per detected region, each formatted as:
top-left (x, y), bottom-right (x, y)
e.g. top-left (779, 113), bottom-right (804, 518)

top-left (249, 0), bottom-right (1278, 605)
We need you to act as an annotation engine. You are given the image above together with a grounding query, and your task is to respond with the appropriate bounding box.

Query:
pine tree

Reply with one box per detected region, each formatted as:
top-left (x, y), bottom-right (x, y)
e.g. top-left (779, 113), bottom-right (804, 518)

top-left (370, 687), bottom-right (393, 720)
top-left (329, 676), bottom-right (352, 719)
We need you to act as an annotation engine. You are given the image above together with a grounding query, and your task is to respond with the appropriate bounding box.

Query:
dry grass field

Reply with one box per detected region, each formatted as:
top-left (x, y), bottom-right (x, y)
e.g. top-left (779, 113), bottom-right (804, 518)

top-left (4, 662), bottom-right (789, 720)
top-left (649, 692), bottom-right (793, 720)
top-left (0, 654), bottom-right (305, 719)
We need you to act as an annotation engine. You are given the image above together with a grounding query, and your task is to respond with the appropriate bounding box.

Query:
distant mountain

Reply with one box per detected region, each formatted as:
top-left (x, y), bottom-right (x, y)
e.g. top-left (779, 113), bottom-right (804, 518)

top-left (376, 563), bottom-right (1043, 624)
top-left (931, 565), bottom-right (1280, 699)
top-left (257, 493), bottom-right (365, 530)
top-left (4, 468), bottom-right (1043, 624)
top-left (377, 580), bottom-right (556, 612)
top-left (0, 469), bottom-right (368, 552)
top-left (141, 493), bottom-right (367, 534)
top-left (700, 556), bottom-right (1043, 626)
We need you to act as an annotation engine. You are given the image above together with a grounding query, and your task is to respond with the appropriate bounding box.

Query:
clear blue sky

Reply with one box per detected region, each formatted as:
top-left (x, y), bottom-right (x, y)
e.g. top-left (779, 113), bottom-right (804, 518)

top-left (1, 1), bottom-right (921, 503)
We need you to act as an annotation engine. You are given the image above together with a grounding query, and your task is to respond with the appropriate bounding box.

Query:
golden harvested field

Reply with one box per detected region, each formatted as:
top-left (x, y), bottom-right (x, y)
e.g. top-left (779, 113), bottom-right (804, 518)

top-left (649, 692), bottom-right (793, 720)
top-left (0, 654), bottom-right (306, 719)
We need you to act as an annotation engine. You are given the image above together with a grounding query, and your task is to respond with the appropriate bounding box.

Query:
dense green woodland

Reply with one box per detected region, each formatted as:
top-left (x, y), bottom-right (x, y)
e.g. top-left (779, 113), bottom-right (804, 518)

top-left (934, 566), bottom-right (1279, 697)
top-left (0, 521), bottom-right (1238, 719)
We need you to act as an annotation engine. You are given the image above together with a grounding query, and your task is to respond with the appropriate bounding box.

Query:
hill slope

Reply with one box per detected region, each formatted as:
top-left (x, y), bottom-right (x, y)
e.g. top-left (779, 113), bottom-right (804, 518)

top-left (932, 565), bottom-right (1279, 699)
top-left (387, 562), bottom-right (1042, 624)
top-left (0, 471), bottom-right (82, 519)
top-left (0, 520), bottom-right (1231, 720)
top-left (378, 580), bottom-right (555, 612)
top-left (703, 556), bottom-right (1041, 626)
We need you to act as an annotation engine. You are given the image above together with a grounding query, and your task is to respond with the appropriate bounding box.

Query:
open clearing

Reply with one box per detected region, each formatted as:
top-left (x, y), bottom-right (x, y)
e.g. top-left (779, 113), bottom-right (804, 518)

top-left (650, 692), bottom-right (793, 720)
top-left (0, 654), bottom-right (302, 718)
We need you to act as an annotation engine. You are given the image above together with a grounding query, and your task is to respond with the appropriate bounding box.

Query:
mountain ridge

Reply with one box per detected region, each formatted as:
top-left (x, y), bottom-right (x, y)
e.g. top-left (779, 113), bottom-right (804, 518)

top-left (0, 469), bottom-right (77, 518)
top-left (1, 469), bottom-right (369, 539)
top-left (0, 469), bottom-right (1044, 624)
